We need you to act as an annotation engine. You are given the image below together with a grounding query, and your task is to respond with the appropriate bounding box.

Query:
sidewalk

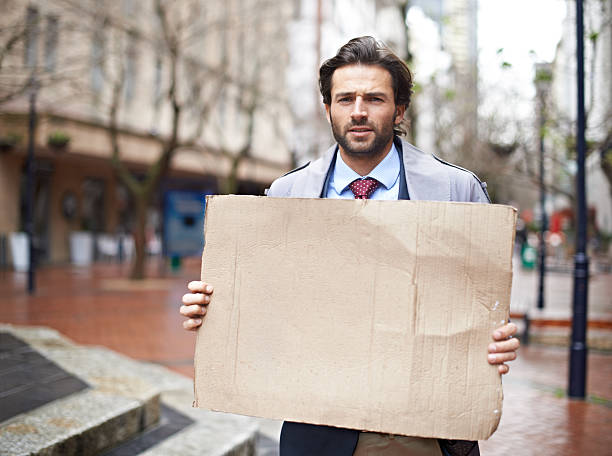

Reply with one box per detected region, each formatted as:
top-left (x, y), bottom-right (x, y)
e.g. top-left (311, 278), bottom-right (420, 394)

top-left (1, 259), bottom-right (611, 455)
top-left (510, 255), bottom-right (612, 321)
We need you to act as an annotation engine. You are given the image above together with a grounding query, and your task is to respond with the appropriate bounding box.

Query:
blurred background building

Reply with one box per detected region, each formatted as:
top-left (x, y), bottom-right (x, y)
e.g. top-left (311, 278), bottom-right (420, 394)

top-left (549, 0), bottom-right (612, 236)
top-left (1, 0), bottom-right (610, 276)
top-left (0, 0), bottom-right (293, 273)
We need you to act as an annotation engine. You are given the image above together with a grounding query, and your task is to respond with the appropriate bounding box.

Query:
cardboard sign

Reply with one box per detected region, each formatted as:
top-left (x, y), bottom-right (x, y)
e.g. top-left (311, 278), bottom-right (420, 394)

top-left (194, 195), bottom-right (516, 441)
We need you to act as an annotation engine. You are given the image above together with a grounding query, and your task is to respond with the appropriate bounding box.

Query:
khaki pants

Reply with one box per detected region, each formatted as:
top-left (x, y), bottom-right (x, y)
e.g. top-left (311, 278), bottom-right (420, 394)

top-left (353, 432), bottom-right (442, 456)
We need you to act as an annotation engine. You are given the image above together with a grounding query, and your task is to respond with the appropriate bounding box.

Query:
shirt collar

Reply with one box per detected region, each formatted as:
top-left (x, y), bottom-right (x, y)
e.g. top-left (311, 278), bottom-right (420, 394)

top-left (331, 142), bottom-right (400, 194)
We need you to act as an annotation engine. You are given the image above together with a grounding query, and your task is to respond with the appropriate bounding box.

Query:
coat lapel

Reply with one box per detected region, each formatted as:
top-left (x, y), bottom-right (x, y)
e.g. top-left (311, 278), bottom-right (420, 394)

top-left (288, 144), bottom-right (337, 198)
top-left (400, 138), bottom-right (451, 201)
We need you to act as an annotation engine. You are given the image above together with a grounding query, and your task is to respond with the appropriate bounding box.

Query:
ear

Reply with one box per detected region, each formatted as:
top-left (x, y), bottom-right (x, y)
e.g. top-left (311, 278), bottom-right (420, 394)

top-left (324, 104), bottom-right (332, 124)
top-left (394, 105), bottom-right (406, 125)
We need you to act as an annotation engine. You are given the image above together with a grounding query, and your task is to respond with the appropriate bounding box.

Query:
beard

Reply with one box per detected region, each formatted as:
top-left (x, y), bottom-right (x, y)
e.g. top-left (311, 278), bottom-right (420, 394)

top-left (330, 113), bottom-right (395, 158)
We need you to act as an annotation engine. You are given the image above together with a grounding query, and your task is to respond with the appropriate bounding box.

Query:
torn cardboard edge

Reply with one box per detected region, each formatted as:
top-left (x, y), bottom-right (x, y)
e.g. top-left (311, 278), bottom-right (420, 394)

top-left (195, 195), bottom-right (516, 441)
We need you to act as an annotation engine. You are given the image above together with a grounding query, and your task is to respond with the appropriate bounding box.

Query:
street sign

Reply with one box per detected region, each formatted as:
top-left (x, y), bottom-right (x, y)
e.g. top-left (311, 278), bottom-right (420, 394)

top-left (163, 190), bottom-right (210, 258)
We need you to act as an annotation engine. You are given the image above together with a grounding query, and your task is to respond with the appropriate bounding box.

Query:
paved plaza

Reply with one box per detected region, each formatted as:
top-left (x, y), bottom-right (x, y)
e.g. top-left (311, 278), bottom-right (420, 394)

top-left (0, 259), bottom-right (610, 455)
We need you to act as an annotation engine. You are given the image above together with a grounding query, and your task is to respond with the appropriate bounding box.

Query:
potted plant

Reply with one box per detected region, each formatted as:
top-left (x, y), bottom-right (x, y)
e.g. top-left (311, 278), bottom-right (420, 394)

top-left (0, 132), bottom-right (22, 152)
top-left (47, 131), bottom-right (71, 151)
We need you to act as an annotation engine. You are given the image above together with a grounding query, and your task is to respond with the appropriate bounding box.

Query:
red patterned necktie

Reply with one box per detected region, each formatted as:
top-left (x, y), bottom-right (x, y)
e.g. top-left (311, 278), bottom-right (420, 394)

top-left (349, 177), bottom-right (380, 199)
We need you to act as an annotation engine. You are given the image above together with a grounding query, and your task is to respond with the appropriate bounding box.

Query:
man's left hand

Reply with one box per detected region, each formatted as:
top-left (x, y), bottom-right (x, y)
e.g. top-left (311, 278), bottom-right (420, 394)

top-left (488, 322), bottom-right (520, 375)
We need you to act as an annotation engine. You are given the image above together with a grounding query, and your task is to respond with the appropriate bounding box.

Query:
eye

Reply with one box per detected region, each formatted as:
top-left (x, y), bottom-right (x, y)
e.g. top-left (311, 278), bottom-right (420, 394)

top-left (337, 97), bottom-right (352, 104)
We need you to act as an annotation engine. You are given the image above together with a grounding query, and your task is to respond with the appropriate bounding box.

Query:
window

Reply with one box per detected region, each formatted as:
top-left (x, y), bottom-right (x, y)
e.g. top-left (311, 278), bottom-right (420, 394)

top-left (81, 178), bottom-right (106, 232)
top-left (24, 6), bottom-right (39, 68)
top-left (91, 20), bottom-right (106, 94)
top-left (44, 15), bottom-right (58, 72)
top-left (124, 31), bottom-right (138, 102)
top-left (122, 0), bottom-right (135, 17)
top-left (153, 54), bottom-right (162, 106)
top-left (293, 0), bottom-right (301, 19)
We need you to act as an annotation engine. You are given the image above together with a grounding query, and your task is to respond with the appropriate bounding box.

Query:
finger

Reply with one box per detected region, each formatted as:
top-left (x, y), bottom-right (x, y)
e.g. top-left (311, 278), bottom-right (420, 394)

top-left (488, 351), bottom-right (517, 364)
top-left (182, 292), bottom-right (210, 305)
top-left (498, 364), bottom-right (509, 375)
top-left (179, 304), bottom-right (207, 318)
top-left (488, 337), bottom-right (520, 354)
top-left (492, 322), bottom-right (518, 340)
top-left (188, 281), bottom-right (213, 294)
top-left (183, 318), bottom-right (202, 331)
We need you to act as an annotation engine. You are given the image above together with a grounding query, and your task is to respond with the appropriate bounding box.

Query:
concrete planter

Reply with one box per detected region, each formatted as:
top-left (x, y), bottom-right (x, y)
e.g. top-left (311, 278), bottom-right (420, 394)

top-left (9, 232), bottom-right (29, 272)
top-left (69, 231), bottom-right (94, 266)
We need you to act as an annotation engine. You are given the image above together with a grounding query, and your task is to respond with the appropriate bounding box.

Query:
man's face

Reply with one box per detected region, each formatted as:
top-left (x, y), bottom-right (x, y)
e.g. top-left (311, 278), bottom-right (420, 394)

top-left (325, 64), bottom-right (405, 159)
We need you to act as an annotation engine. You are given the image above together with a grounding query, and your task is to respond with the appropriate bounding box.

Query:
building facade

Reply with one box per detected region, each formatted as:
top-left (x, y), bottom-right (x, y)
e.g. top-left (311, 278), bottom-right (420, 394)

top-left (549, 0), bottom-right (612, 235)
top-left (0, 0), bottom-right (294, 265)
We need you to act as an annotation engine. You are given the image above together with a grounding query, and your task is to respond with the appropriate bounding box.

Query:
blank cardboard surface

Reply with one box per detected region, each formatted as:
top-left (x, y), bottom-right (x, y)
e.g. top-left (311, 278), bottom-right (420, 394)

top-left (194, 195), bottom-right (516, 441)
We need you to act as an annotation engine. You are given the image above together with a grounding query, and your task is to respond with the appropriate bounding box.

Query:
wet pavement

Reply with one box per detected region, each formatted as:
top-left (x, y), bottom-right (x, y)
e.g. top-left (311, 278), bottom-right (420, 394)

top-left (0, 261), bottom-right (197, 378)
top-left (1, 259), bottom-right (611, 455)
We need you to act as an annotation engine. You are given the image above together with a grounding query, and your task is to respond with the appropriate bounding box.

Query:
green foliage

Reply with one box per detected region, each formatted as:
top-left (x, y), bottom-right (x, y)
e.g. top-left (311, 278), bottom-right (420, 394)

top-left (589, 31), bottom-right (599, 42)
top-left (444, 89), bottom-right (456, 101)
top-left (47, 131), bottom-right (70, 147)
top-left (0, 132), bottom-right (22, 148)
top-left (501, 61), bottom-right (512, 69)
top-left (535, 67), bottom-right (553, 84)
top-left (412, 82), bottom-right (423, 95)
top-left (588, 394), bottom-right (611, 407)
top-left (563, 135), bottom-right (598, 159)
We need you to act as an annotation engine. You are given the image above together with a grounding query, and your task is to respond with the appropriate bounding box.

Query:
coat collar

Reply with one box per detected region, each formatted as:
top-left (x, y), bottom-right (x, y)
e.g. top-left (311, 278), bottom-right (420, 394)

top-left (289, 137), bottom-right (451, 201)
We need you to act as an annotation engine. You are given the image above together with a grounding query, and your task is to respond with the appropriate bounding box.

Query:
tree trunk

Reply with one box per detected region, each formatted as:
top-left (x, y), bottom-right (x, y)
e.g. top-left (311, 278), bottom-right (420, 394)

top-left (600, 140), bottom-right (612, 197)
top-left (131, 198), bottom-right (147, 280)
top-left (222, 155), bottom-right (241, 194)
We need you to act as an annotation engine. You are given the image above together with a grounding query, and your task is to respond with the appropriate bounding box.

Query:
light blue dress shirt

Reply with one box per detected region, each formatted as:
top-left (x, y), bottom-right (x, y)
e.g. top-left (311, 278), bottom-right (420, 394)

top-left (326, 143), bottom-right (400, 200)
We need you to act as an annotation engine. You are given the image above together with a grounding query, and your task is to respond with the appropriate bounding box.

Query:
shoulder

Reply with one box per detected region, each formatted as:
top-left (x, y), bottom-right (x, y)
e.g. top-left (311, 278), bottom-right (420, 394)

top-left (432, 155), bottom-right (491, 203)
top-left (398, 138), bottom-right (490, 203)
top-left (266, 144), bottom-right (337, 198)
top-left (266, 162), bottom-right (311, 197)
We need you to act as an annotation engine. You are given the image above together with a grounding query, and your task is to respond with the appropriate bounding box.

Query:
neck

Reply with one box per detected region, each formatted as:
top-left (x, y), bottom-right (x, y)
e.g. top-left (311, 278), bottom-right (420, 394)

top-left (339, 138), bottom-right (394, 176)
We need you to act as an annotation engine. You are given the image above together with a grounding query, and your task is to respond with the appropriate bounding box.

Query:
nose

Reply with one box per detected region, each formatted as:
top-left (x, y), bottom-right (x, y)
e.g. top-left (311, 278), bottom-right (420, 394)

top-left (350, 96), bottom-right (367, 122)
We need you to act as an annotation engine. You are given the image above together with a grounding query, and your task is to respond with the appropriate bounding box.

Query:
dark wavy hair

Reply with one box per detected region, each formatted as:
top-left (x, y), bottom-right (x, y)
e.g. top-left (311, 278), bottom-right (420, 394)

top-left (319, 36), bottom-right (413, 136)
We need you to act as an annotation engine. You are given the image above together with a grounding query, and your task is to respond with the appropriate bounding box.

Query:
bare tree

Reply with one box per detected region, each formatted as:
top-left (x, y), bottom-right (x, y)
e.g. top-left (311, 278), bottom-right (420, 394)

top-left (211, 0), bottom-right (290, 195)
top-left (102, 0), bottom-right (230, 279)
top-left (105, 0), bottom-right (289, 279)
top-left (1, 0), bottom-right (292, 278)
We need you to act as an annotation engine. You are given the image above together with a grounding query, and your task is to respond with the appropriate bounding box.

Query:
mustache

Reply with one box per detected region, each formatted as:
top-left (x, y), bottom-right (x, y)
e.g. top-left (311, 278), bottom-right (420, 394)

top-left (348, 119), bottom-right (373, 128)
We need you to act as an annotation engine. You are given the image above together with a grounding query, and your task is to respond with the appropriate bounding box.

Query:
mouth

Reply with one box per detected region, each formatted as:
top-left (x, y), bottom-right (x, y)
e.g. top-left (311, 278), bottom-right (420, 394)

top-left (348, 127), bottom-right (373, 137)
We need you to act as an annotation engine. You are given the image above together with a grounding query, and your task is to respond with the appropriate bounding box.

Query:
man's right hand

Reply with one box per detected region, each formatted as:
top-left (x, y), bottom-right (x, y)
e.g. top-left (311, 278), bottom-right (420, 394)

top-left (180, 281), bottom-right (213, 331)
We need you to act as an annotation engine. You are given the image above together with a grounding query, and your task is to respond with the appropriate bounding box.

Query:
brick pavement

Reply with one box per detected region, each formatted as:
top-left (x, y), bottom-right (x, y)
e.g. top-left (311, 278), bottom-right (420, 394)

top-left (510, 257), bottom-right (612, 321)
top-left (0, 261), bottom-right (197, 378)
top-left (1, 260), bottom-right (611, 455)
top-left (480, 345), bottom-right (612, 455)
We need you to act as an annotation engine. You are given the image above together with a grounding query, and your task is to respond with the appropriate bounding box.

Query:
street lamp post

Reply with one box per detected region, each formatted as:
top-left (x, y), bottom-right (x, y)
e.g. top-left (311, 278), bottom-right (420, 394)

top-left (24, 6), bottom-right (39, 295)
top-left (534, 63), bottom-right (552, 311)
top-left (537, 93), bottom-right (547, 311)
top-left (568, 0), bottom-right (589, 399)
top-left (25, 80), bottom-right (38, 294)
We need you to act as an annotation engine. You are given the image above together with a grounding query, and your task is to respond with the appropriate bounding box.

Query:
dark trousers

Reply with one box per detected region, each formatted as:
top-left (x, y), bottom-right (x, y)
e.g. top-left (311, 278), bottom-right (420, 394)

top-left (280, 422), bottom-right (480, 456)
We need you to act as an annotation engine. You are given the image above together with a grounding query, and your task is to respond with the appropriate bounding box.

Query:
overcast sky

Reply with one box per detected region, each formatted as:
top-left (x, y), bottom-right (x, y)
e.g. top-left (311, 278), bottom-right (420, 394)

top-left (478, 0), bottom-right (567, 97)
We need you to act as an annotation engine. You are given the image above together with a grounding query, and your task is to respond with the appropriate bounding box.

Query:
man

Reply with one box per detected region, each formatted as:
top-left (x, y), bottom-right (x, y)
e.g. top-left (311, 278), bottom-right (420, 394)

top-left (180, 36), bottom-right (519, 456)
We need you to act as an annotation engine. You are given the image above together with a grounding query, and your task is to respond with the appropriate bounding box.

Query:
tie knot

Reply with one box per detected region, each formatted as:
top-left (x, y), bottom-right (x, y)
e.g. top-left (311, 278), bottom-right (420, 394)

top-left (349, 177), bottom-right (380, 199)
